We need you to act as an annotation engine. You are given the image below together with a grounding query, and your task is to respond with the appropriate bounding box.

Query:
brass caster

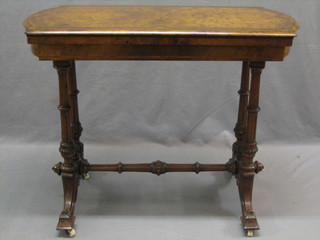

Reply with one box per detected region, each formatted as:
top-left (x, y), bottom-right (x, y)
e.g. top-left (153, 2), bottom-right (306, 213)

top-left (81, 173), bottom-right (90, 180)
top-left (65, 228), bottom-right (76, 237)
top-left (246, 230), bottom-right (254, 237)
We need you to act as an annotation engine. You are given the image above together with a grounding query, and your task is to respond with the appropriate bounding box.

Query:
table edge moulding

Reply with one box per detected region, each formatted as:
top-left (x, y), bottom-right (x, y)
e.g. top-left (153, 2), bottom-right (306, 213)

top-left (23, 5), bottom-right (299, 237)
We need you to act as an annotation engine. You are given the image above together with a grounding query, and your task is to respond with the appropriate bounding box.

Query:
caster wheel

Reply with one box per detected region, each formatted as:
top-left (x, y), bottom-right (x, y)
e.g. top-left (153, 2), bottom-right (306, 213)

top-left (65, 228), bottom-right (76, 237)
top-left (82, 173), bottom-right (90, 180)
top-left (246, 230), bottom-right (254, 237)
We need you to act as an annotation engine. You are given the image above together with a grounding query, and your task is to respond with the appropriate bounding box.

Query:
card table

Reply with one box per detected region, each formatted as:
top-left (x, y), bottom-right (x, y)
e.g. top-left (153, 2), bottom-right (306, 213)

top-left (24, 6), bottom-right (298, 237)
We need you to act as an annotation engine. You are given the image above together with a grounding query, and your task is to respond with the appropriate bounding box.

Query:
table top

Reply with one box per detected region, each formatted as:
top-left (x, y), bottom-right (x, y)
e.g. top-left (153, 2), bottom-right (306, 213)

top-left (24, 6), bottom-right (299, 61)
top-left (24, 5), bottom-right (298, 37)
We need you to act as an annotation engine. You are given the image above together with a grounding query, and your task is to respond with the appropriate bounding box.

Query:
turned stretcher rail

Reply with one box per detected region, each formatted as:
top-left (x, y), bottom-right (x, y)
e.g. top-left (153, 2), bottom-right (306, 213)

top-left (86, 160), bottom-right (229, 175)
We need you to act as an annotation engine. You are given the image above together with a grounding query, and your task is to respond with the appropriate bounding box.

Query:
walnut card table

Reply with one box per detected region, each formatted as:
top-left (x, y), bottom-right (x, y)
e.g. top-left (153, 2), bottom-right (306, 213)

top-left (23, 6), bottom-right (298, 237)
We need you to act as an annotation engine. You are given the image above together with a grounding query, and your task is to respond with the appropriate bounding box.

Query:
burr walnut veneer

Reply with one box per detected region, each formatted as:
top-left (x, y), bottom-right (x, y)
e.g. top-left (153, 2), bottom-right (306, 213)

top-left (24, 6), bottom-right (298, 237)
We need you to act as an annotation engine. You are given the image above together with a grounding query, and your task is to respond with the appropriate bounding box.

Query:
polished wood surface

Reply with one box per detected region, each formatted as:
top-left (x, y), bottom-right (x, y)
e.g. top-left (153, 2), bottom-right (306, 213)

top-left (24, 6), bottom-right (298, 37)
top-left (23, 6), bottom-right (298, 237)
top-left (24, 6), bottom-right (298, 61)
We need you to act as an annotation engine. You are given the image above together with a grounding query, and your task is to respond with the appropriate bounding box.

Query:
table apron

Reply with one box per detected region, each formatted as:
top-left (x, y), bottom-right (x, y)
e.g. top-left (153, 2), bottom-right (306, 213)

top-left (31, 44), bottom-right (289, 61)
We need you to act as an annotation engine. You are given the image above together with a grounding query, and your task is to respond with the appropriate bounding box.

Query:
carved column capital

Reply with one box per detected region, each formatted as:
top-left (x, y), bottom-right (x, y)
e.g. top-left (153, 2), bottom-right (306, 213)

top-left (241, 143), bottom-right (258, 155)
top-left (59, 142), bottom-right (76, 159)
top-left (53, 60), bottom-right (71, 70)
top-left (71, 122), bottom-right (83, 139)
top-left (249, 61), bottom-right (266, 72)
top-left (234, 123), bottom-right (247, 140)
top-left (241, 142), bottom-right (258, 161)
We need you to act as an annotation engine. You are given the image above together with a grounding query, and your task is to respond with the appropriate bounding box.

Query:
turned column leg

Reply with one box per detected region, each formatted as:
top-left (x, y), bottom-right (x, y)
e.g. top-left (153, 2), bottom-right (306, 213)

top-left (67, 61), bottom-right (89, 179)
top-left (238, 61), bottom-right (265, 236)
top-left (227, 61), bottom-right (250, 175)
top-left (52, 60), bottom-right (80, 237)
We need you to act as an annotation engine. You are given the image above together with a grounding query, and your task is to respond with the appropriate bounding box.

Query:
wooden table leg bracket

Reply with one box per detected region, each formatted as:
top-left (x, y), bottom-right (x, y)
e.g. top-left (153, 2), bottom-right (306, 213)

top-left (49, 59), bottom-right (266, 237)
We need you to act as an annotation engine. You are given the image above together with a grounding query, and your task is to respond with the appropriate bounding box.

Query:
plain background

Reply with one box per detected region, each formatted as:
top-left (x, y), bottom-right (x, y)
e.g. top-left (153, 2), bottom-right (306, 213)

top-left (0, 0), bottom-right (319, 239)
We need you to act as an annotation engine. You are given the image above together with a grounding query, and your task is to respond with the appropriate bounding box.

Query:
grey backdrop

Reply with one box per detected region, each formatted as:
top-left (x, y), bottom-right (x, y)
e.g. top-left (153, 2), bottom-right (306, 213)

top-left (1, 0), bottom-right (319, 239)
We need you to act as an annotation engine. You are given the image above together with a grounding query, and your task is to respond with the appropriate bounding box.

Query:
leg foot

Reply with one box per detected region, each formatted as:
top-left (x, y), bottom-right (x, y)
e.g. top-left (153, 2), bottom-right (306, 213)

top-left (65, 228), bottom-right (76, 237)
top-left (56, 210), bottom-right (76, 230)
top-left (81, 173), bottom-right (90, 180)
top-left (240, 208), bottom-right (260, 231)
top-left (246, 229), bottom-right (254, 237)
top-left (55, 163), bottom-right (79, 231)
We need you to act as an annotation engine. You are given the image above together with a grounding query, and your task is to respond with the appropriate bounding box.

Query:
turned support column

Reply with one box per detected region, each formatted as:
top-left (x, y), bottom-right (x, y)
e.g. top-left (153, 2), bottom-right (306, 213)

top-left (67, 61), bottom-right (89, 177)
top-left (67, 61), bottom-right (84, 157)
top-left (238, 61), bottom-right (265, 232)
top-left (227, 61), bottom-right (250, 174)
top-left (53, 60), bottom-right (80, 232)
